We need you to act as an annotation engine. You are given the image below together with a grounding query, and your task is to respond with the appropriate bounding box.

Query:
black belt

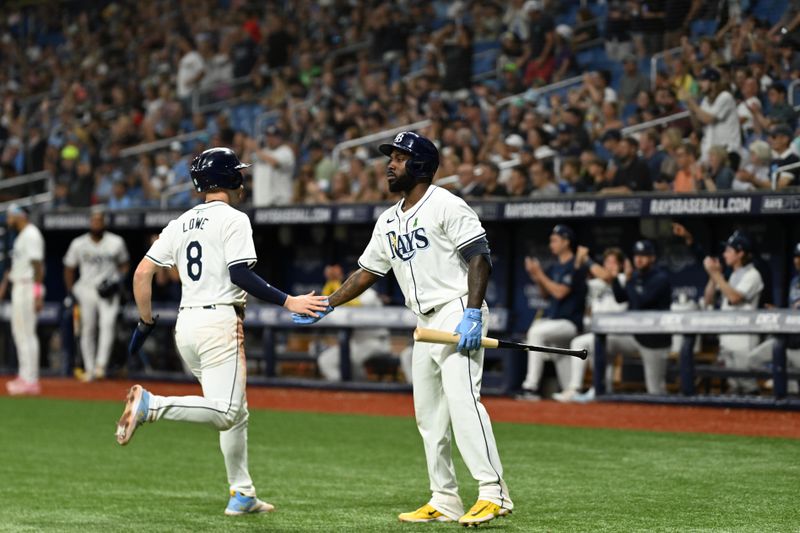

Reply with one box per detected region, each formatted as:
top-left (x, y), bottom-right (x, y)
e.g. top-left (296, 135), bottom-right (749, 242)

top-left (179, 305), bottom-right (217, 310)
top-left (179, 304), bottom-right (245, 318)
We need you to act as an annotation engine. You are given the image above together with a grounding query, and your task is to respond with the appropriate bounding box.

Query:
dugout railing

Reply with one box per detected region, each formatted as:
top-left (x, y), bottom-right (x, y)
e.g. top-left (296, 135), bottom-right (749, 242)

top-left (592, 310), bottom-right (800, 409)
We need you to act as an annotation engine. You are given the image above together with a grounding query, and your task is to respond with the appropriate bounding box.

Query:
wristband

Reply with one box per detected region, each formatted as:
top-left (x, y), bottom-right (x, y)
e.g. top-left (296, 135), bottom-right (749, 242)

top-left (33, 282), bottom-right (44, 299)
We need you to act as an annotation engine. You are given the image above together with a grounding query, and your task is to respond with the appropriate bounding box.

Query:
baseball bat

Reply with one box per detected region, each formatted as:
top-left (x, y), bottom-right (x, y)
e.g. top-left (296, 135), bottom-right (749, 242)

top-left (413, 327), bottom-right (588, 359)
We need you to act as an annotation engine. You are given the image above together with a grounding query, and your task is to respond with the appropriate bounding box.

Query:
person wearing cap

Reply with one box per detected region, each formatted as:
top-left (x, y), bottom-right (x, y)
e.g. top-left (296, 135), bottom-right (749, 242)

top-left (745, 242), bottom-right (800, 394)
top-left (518, 225), bottom-right (587, 400)
top-left (2, 204), bottom-right (46, 396)
top-left (685, 66), bottom-right (741, 166)
top-left (611, 240), bottom-right (672, 394)
top-left (247, 125), bottom-right (296, 206)
top-left (63, 208), bottom-right (130, 381)
top-left (703, 232), bottom-right (764, 394)
top-left (769, 124), bottom-right (800, 189)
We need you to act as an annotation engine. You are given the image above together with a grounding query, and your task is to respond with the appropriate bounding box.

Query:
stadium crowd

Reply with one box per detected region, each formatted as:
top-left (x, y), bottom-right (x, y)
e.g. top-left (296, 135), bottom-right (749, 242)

top-left (0, 0), bottom-right (798, 210)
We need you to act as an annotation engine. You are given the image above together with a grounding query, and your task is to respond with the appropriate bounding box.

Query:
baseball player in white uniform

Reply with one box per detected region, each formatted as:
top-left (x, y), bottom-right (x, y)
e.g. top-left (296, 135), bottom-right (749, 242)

top-left (554, 246), bottom-right (629, 402)
top-left (64, 209), bottom-right (129, 381)
top-left (114, 147), bottom-right (327, 516)
top-left (293, 132), bottom-right (513, 527)
top-left (3, 204), bottom-right (45, 396)
top-left (704, 232), bottom-right (764, 394)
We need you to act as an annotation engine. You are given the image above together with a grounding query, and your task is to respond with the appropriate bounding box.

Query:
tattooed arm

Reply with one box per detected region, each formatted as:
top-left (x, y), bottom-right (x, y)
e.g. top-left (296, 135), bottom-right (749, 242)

top-left (328, 269), bottom-right (380, 308)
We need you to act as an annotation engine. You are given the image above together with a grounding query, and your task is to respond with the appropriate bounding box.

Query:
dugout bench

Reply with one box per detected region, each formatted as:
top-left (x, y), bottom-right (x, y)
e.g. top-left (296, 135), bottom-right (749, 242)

top-left (592, 310), bottom-right (800, 408)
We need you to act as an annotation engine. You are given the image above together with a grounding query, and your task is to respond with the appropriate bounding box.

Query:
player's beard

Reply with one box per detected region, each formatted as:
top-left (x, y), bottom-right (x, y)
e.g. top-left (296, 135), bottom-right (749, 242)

top-left (90, 229), bottom-right (104, 239)
top-left (387, 168), bottom-right (415, 193)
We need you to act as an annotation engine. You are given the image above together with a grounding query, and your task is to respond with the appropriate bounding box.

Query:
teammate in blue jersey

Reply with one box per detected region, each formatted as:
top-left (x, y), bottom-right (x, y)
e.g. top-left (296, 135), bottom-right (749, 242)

top-left (518, 225), bottom-right (587, 400)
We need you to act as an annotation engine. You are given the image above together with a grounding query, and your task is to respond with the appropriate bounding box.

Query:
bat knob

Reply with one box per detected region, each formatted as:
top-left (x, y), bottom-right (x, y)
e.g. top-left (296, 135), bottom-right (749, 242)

top-left (580, 349), bottom-right (588, 360)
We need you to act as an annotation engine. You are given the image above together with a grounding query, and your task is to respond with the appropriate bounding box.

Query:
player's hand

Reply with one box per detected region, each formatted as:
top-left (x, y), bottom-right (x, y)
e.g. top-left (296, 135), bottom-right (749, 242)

top-left (623, 258), bottom-right (634, 280)
top-left (129, 315), bottom-right (158, 356)
top-left (575, 245), bottom-right (589, 265)
top-left (455, 308), bottom-right (482, 352)
top-left (285, 291), bottom-right (330, 316)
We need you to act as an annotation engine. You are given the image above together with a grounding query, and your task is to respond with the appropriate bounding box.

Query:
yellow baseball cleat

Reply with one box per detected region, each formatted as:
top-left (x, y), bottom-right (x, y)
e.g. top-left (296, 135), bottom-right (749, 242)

top-left (398, 503), bottom-right (454, 523)
top-left (458, 500), bottom-right (511, 527)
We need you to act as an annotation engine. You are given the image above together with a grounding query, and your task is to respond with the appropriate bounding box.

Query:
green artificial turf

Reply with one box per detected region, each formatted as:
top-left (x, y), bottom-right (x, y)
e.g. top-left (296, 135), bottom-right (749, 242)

top-left (0, 397), bottom-right (798, 532)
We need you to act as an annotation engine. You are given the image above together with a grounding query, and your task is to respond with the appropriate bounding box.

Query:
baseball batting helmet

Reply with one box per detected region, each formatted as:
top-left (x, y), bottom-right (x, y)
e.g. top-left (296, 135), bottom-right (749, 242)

top-left (378, 131), bottom-right (439, 180)
top-left (190, 147), bottom-right (250, 192)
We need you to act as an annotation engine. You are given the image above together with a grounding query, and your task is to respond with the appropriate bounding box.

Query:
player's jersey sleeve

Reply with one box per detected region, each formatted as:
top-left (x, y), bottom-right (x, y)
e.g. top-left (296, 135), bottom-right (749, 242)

top-left (30, 229), bottom-right (45, 262)
top-left (63, 238), bottom-right (80, 268)
top-left (223, 212), bottom-right (258, 268)
top-left (146, 222), bottom-right (177, 268)
top-left (441, 195), bottom-right (486, 251)
top-left (735, 267), bottom-right (764, 304)
top-left (357, 223), bottom-right (391, 277)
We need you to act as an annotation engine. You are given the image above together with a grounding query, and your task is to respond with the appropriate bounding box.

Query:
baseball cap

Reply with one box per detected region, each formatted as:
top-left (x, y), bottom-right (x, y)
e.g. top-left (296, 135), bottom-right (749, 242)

top-left (726, 231), bottom-right (752, 253)
top-left (6, 203), bottom-right (27, 217)
top-left (601, 129), bottom-right (622, 143)
top-left (770, 124), bottom-right (793, 138)
top-left (555, 24), bottom-right (573, 40)
top-left (551, 224), bottom-right (575, 243)
top-left (632, 240), bottom-right (656, 256)
top-left (504, 134), bottom-right (524, 148)
top-left (768, 81), bottom-right (787, 94)
top-left (523, 0), bottom-right (543, 13)
top-left (699, 66), bottom-right (721, 82)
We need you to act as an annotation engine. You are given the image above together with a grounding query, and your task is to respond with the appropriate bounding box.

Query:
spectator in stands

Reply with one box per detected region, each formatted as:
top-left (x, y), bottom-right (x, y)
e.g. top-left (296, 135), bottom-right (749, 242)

top-left (604, 137), bottom-right (653, 194)
top-left (751, 83), bottom-right (798, 134)
top-left (670, 56), bottom-right (698, 103)
top-left (507, 165), bottom-right (532, 197)
top-left (774, 37), bottom-right (800, 80)
top-left (770, 124), bottom-right (800, 189)
top-left (553, 124), bottom-right (582, 158)
top-left (308, 142), bottom-right (336, 192)
top-left (663, 0), bottom-right (700, 49)
top-left (555, 246), bottom-right (629, 402)
top-left (576, 157), bottom-right (609, 193)
top-left (619, 54), bottom-right (651, 106)
top-left (175, 34), bottom-right (205, 104)
top-left (653, 127), bottom-right (682, 190)
top-left (746, 242), bottom-right (800, 395)
top-left (457, 163), bottom-right (480, 197)
top-left (703, 232), bottom-right (764, 394)
top-left (639, 129), bottom-right (667, 186)
top-left (612, 239), bottom-right (672, 394)
top-left (293, 163), bottom-right (329, 205)
top-left (734, 140), bottom-right (773, 191)
top-left (434, 22), bottom-right (473, 97)
top-left (473, 161), bottom-right (508, 198)
top-left (552, 25), bottom-right (577, 82)
top-left (628, 90), bottom-right (659, 126)
top-left (737, 76), bottom-right (764, 140)
top-left (529, 160), bottom-right (559, 197)
top-left (562, 107), bottom-right (592, 150)
top-left (639, 1), bottom-right (666, 55)
top-left (593, 101), bottom-right (625, 140)
top-left (572, 8), bottom-right (600, 47)
top-left (108, 179), bottom-right (133, 210)
top-left (518, 225), bottom-right (586, 400)
top-left (686, 67), bottom-right (741, 168)
top-left (605, 0), bottom-right (633, 62)
top-left (655, 87), bottom-right (692, 135)
top-left (600, 129), bottom-right (622, 166)
top-left (697, 145), bottom-right (735, 191)
top-left (520, 0), bottom-right (556, 85)
top-left (248, 125), bottom-right (296, 206)
top-left (559, 158), bottom-right (581, 193)
top-left (583, 71), bottom-right (618, 107)
top-left (671, 142), bottom-right (701, 193)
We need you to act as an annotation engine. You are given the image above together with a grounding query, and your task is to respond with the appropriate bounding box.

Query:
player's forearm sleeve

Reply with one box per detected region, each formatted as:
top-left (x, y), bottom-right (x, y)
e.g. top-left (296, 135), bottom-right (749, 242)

top-left (229, 263), bottom-right (288, 306)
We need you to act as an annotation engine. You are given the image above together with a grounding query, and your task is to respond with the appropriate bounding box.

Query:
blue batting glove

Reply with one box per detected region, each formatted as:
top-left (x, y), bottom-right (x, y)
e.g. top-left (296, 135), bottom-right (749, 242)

top-left (292, 305), bottom-right (334, 325)
top-left (454, 308), bottom-right (482, 352)
top-left (129, 315), bottom-right (158, 356)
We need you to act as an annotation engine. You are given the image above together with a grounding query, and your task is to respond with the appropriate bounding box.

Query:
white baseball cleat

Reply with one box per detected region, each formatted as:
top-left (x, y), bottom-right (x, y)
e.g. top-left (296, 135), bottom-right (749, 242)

top-left (115, 385), bottom-right (150, 445)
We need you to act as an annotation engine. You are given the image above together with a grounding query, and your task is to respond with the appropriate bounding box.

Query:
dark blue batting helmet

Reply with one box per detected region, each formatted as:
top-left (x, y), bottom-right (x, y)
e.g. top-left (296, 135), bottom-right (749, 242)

top-left (378, 131), bottom-right (439, 180)
top-left (190, 147), bottom-right (250, 192)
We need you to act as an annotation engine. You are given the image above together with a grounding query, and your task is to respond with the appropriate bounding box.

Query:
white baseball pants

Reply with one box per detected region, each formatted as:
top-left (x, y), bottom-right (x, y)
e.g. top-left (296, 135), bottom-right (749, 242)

top-left (522, 319), bottom-right (577, 392)
top-left (146, 306), bottom-right (257, 497)
top-left (11, 281), bottom-right (39, 383)
top-left (412, 297), bottom-right (512, 520)
top-left (74, 283), bottom-right (120, 377)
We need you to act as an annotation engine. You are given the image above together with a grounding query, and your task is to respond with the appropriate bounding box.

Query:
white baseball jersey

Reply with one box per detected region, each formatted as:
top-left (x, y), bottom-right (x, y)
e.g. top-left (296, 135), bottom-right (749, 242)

top-left (9, 223), bottom-right (44, 283)
top-left (145, 200), bottom-right (257, 307)
top-left (587, 275), bottom-right (628, 313)
top-left (719, 263), bottom-right (763, 352)
top-left (63, 232), bottom-right (129, 288)
top-left (358, 185), bottom-right (485, 315)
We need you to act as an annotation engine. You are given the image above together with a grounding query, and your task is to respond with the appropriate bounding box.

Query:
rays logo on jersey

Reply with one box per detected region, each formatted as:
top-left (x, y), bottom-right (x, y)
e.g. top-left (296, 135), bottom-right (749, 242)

top-left (386, 228), bottom-right (430, 261)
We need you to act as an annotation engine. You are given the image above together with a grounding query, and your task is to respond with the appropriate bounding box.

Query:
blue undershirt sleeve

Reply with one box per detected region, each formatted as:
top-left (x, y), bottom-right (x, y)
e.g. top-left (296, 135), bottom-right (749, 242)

top-left (229, 263), bottom-right (288, 306)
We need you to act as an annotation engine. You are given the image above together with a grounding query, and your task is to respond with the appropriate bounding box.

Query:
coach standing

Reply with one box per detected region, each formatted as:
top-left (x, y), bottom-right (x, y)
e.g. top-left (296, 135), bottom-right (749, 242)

top-left (2, 204), bottom-right (45, 396)
top-left (64, 209), bottom-right (130, 381)
top-left (612, 240), bottom-right (672, 394)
